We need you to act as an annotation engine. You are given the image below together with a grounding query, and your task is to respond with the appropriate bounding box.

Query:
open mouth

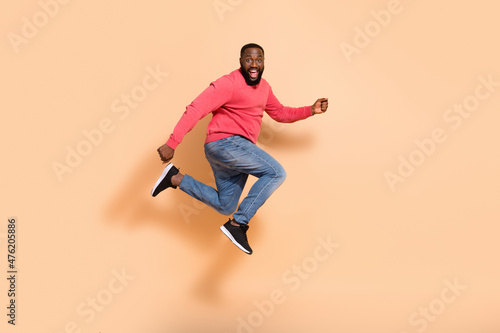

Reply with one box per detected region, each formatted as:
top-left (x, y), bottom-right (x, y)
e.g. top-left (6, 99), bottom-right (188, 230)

top-left (248, 69), bottom-right (259, 79)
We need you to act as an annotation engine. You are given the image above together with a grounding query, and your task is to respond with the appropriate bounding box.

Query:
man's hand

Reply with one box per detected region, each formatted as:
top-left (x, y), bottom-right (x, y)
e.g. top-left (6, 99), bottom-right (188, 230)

top-left (157, 144), bottom-right (175, 164)
top-left (311, 98), bottom-right (329, 115)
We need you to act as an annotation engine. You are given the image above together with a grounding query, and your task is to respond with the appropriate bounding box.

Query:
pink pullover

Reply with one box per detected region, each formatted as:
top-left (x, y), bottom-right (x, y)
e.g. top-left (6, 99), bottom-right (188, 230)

top-left (166, 69), bottom-right (313, 149)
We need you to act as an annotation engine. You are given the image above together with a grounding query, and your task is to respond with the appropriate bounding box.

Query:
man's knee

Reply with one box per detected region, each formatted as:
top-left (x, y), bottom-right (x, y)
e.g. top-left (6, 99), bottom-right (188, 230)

top-left (218, 202), bottom-right (238, 216)
top-left (275, 165), bottom-right (287, 184)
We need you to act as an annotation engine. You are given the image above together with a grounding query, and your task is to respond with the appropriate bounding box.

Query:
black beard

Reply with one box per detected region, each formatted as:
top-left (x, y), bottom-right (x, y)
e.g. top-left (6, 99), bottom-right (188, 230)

top-left (239, 66), bottom-right (264, 86)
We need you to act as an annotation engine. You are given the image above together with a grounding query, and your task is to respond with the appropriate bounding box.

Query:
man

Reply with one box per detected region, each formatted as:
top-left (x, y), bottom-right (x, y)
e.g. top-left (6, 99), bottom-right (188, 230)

top-left (152, 43), bottom-right (328, 255)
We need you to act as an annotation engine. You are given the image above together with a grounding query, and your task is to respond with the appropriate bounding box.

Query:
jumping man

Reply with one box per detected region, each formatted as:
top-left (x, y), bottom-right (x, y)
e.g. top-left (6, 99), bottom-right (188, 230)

top-left (151, 43), bottom-right (328, 254)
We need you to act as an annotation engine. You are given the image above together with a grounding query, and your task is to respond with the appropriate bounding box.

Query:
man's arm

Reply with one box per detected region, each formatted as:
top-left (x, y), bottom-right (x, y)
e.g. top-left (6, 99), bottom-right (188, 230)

top-left (265, 86), bottom-right (328, 122)
top-left (156, 76), bottom-right (233, 163)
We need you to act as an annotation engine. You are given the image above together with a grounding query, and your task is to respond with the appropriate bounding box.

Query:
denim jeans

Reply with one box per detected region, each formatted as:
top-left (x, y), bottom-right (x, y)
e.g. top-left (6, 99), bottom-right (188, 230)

top-left (178, 135), bottom-right (286, 224)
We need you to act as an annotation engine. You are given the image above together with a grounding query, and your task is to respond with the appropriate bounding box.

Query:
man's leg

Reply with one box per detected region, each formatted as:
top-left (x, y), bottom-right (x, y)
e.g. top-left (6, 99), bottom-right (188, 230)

top-left (178, 136), bottom-right (255, 254)
top-left (162, 135), bottom-right (285, 254)
top-left (176, 168), bottom-right (248, 216)
top-left (169, 137), bottom-right (249, 216)
top-left (203, 136), bottom-right (287, 225)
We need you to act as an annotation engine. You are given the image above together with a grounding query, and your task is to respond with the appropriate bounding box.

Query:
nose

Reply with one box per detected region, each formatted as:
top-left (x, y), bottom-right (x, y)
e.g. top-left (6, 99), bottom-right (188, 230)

top-left (248, 59), bottom-right (260, 67)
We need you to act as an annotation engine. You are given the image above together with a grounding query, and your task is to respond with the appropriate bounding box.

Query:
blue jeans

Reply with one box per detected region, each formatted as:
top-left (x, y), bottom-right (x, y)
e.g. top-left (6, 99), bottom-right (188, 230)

top-left (178, 135), bottom-right (287, 224)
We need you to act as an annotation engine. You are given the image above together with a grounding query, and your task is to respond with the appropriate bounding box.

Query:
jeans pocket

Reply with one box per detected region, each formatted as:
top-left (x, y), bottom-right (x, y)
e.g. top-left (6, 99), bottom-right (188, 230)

top-left (204, 139), bottom-right (225, 157)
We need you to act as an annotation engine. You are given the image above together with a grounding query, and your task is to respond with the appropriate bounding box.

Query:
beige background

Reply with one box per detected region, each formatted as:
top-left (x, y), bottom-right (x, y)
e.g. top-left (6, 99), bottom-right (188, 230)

top-left (1, 0), bottom-right (499, 332)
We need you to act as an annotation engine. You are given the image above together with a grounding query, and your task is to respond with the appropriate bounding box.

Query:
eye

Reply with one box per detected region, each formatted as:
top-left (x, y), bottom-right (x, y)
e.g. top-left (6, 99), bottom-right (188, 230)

top-left (246, 59), bottom-right (252, 64)
top-left (257, 59), bottom-right (262, 64)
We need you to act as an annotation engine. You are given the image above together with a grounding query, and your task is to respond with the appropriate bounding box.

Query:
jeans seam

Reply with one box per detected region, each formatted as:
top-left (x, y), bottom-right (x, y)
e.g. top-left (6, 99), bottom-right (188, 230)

top-left (228, 139), bottom-right (282, 221)
top-left (210, 151), bottom-right (246, 215)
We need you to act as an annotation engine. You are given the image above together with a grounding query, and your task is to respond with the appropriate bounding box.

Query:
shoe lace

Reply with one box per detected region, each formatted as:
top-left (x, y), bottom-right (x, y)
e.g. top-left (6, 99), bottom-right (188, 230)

top-left (239, 225), bottom-right (249, 240)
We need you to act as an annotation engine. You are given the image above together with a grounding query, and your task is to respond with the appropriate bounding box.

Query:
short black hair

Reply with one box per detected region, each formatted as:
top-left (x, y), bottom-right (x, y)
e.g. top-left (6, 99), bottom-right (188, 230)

top-left (240, 43), bottom-right (264, 57)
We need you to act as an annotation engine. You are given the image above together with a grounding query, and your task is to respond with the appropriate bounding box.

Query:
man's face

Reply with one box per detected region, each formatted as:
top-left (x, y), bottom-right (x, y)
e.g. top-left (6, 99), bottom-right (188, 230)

top-left (239, 47), bottom-right (265, 86)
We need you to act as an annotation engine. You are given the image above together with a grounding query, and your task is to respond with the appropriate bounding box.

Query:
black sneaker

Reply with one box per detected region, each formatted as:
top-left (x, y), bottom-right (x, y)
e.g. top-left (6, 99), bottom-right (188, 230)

top-left (220, 220), bottom-right (253, 254)
top-left (151, 163), bottom-right (179, 197)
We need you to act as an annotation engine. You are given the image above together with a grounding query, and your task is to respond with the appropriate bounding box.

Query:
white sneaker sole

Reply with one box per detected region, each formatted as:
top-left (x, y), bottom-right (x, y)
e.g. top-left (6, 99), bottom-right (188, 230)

top-left (220, 225), bottom-right (251, 254)
top-left (151, 163), bottom-right (174, 196)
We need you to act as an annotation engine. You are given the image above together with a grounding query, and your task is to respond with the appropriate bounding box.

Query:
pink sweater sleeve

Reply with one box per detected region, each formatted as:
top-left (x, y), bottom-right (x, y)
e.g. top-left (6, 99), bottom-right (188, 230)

top-left (166, 77), bottom-right (233, 149)
top-left (264, 86), bottom-right (313, 123)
